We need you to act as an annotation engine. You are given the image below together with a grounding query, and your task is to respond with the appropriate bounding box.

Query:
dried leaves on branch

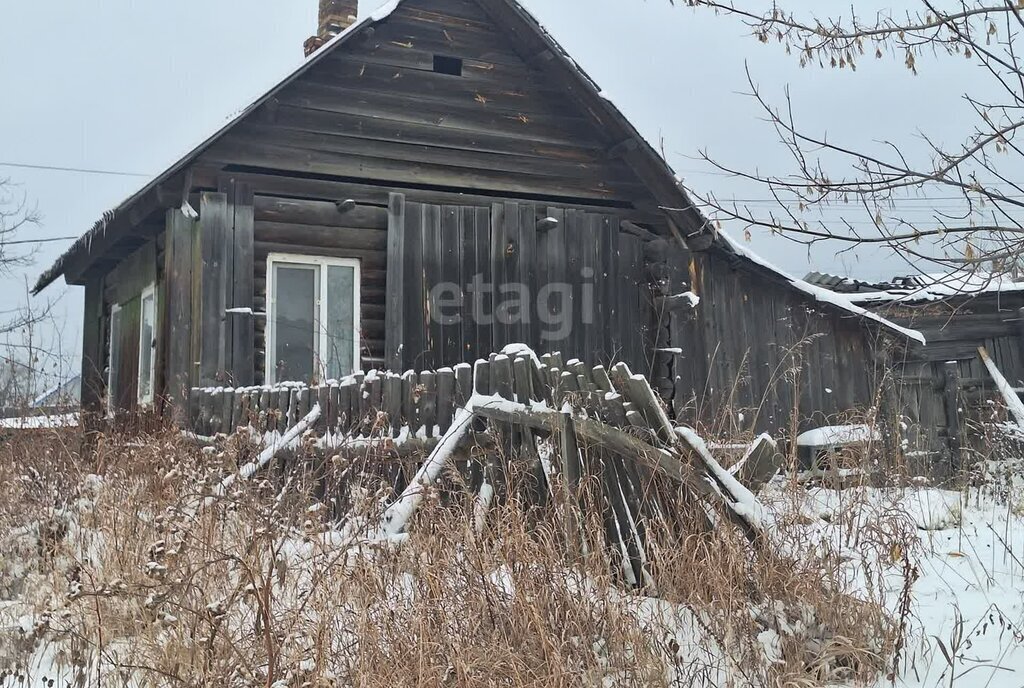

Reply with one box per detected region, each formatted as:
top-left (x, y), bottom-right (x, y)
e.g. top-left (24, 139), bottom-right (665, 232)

top-left (679, 1), bottom-right (1024, 280)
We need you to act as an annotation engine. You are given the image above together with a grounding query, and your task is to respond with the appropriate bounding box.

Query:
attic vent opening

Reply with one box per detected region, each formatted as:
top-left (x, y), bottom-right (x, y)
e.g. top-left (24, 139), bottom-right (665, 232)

top-left (433, 54), bottom-right (463, 76)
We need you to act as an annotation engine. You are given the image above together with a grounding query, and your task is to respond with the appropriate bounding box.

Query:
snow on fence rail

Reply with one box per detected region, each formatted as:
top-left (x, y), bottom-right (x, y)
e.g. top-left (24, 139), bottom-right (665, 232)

top-left (189, 347), bottom-right (611, 442)
top-left (188, 345), bottom-right (783, 588)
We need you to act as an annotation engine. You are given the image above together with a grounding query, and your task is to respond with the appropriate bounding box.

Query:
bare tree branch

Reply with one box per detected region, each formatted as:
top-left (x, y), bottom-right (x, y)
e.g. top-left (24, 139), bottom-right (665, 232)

top-left (680, 1), bottom-right (1024, 284)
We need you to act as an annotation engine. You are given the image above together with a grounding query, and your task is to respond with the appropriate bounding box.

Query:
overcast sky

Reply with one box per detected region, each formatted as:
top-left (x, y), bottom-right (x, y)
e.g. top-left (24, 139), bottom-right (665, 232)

top-left (0, 0), bottom-right (991, 383)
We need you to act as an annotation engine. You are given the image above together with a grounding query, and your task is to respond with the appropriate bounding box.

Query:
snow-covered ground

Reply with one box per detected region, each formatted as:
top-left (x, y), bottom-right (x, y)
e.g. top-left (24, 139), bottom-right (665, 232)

top-left (0, 412), bottom-right (78, 429)
top-left (4, 451), bottom-right (1024, 686)
top-left (758, 475), bottom-right (1024, 687)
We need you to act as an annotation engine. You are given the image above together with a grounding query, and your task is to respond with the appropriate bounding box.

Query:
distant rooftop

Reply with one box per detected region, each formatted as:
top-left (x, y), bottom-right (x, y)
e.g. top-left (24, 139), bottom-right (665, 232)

top-left (804, 270), bottom-right (1024, 304)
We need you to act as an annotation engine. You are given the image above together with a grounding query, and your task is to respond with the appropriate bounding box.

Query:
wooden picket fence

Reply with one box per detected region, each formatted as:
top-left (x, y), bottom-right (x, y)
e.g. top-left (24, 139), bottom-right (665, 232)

top-left (188, 361), bottom-right (473, 440)
top-left (187, 348), bottom-right (654, 441)
top-left (187, 347), bottom-right (779, 588)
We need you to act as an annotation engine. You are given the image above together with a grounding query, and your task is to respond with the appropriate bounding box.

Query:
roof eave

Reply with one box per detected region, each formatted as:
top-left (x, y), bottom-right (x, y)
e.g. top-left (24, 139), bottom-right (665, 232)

top-left (32, 6), bottom-right (397, 295)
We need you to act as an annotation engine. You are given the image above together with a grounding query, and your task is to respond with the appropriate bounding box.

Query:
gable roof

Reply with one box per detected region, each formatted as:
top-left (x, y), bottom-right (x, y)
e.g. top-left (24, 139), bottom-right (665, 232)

top-left (33, 0), bottom-right (923, 344)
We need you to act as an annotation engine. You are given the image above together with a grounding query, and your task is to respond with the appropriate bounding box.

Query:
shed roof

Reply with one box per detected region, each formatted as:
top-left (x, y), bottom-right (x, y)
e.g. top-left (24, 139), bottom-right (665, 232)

top-left (808, 269), bottom-right (1024, 306)
top-left (33, 0), bottom-right (923, 344)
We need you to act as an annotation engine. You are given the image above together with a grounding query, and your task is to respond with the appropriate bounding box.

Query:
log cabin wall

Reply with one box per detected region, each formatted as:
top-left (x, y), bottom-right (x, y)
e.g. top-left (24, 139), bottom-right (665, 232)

top-left (183, 0), bottom-right (667, 383)
top-left (197, 0), bottom-right (654, 207)
top-left (74, 0), bottom-right (922, 445)
top-left (253, 194), bottom-right (389, 381)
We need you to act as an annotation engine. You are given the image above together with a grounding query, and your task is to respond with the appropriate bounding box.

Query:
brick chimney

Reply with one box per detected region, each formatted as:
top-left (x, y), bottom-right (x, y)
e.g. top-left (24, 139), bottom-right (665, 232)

top-left (304, 0), bottom-right (359, 56)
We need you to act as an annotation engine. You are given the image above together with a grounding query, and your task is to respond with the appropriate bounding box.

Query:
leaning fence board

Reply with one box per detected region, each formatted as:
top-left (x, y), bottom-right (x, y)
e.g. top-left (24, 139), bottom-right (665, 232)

top-left (979, 346), bottom-right (1024, 427)
top-left (731, 434), bottom-right (780, 494)
top-left (186, 344), bottom-right (776, 587)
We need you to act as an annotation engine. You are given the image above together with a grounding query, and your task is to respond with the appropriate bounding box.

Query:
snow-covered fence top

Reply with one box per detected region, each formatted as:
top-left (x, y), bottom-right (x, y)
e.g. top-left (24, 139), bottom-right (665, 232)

top-left (189, 345), bottom-right (604, 440)
top-left (188, 343), bottom-right (780, 587)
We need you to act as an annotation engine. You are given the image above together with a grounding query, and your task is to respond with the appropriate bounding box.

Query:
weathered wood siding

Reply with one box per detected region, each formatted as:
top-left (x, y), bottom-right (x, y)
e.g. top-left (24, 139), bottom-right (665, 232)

top-left (92, 240), bottom-right (161, 415)
top-left (196, 0), bottom-right (662, 215)
top-left (872, 294), bottom-right (1024, 387)
top-left (658, 242), bottom-right (892, 437)
top-left (185, 0), bottom-right (669, 384)
top-left (82, 0), bottom-right (923, 442)
top-left (163, 207), bottom-right (199, 416)
top-left (868, 294), bottom-right (1024, 455)
top-left (194, 187), bottom-right (257, 387)
top-left (385, 195), bottom-right (653, 373)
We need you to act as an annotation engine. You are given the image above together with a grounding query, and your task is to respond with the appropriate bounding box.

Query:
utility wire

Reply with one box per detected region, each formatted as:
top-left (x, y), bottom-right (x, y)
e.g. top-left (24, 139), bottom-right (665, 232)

top-left (2, 160), bottom-right (1023, 213)
top-left (4, 236), bottom-right (79, 245)
top-left (0, 161), bottom-right (151, 178)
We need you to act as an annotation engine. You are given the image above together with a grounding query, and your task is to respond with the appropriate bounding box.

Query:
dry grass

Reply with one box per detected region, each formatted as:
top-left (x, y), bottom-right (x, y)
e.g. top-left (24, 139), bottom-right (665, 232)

top-left (0, 425), bottom-right (917, 687)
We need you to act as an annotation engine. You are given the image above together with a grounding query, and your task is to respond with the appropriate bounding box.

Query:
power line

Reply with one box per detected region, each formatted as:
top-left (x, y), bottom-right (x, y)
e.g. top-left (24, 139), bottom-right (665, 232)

top-left (2, 159), bottom-right (1023, 214)
top-left (0, 161), bottom-right (151, 178)
top-left (716, 198), bottom-right (1024, 205)
top-left (4, 236), bottom-right (79, 245)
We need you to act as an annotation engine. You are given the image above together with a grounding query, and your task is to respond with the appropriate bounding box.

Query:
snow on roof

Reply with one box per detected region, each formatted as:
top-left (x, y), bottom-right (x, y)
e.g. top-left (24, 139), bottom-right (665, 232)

top-left (716, 232), bottom-right (926, 344)
top-left (847, 270), bottom-right (1024, 305)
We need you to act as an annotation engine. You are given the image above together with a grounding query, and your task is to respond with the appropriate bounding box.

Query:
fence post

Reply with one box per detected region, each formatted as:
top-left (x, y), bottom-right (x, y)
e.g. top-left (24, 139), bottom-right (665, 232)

top-left (943, 361), bottom-right (962, 474)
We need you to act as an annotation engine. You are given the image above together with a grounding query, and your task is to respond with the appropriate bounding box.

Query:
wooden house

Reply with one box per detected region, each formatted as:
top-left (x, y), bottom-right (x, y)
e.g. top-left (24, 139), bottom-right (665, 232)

top-left (34, 0), bottom-right (921, 438)
top-left (807, 270), bottom-right (1024, 455)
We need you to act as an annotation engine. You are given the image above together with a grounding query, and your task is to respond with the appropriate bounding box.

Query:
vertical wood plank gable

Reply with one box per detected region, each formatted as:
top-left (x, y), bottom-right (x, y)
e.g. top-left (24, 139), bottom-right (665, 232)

top-left (199, 192), bottom-right (231, 385)
top-left (228, 180), bottom-right (256, 385)
top-left (385, 193), bottom-right (406, 371)
top-left (164, 208), bottom-right (197, 419)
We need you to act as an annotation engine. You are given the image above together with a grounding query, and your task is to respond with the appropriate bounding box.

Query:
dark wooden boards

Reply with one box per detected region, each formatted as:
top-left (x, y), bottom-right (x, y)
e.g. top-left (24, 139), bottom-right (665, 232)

top-left (385, 193), bottom-right (406, 370)
top-left (388, 200), bottom-right (652, 374)
top-left (198, 193), bottom-right (231, 386)
top-left (225, 178), bottom-right (256, 386)
top-left (164, 208), bottom-right (199, 416)
top-left (80, 276), bottom-right (106, 416)
top-left (195, 0), bottom-right (664, 209)
top-left (655, 242), bottom-right (892, 438)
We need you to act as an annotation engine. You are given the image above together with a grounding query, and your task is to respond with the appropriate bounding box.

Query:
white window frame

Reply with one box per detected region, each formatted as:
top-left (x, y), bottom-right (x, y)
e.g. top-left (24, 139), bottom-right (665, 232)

top-left (265, 253), bottom-right (361, 384)
top-left (107, 303), bottom-right (123, 417)
top-left (137, 282), bottom-right (157, 406)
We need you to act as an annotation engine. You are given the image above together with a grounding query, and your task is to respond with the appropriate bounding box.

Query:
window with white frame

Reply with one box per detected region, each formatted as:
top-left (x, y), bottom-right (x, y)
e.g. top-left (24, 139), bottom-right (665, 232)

top-left (137, 283), bottom-right (157, 405)
top-left (266, 254), bottom-right (360, 384)
top-left (107, 282), bottom-right (158, 413)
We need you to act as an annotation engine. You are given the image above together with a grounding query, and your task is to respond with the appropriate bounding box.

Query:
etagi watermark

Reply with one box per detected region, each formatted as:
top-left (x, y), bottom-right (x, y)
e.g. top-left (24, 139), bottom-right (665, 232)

top-left (427, 269), bottom-right (596, 341)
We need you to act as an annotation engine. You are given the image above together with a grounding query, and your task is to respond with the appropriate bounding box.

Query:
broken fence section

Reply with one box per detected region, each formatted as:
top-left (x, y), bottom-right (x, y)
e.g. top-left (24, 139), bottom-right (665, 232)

top-left (189, 347), bottom-right (660, 443)
top-left (188, 346), bottom-right (781, 588)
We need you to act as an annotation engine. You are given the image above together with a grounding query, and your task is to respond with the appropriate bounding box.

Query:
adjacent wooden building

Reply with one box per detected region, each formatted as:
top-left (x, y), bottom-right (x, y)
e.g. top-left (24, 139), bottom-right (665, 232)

top-left (35, 0), bottom-right (921, 440)
top-left (807, 271), bottom-right (1024, 453)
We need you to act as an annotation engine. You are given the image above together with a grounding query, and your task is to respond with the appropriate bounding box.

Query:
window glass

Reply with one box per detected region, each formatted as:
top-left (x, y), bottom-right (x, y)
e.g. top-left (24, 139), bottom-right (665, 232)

top-left (325, 264), bottom-right (356, 380)
top-left (138, 288), bottom-right (156, 404)
top-left (273, 264), bottom-right (317, 383)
